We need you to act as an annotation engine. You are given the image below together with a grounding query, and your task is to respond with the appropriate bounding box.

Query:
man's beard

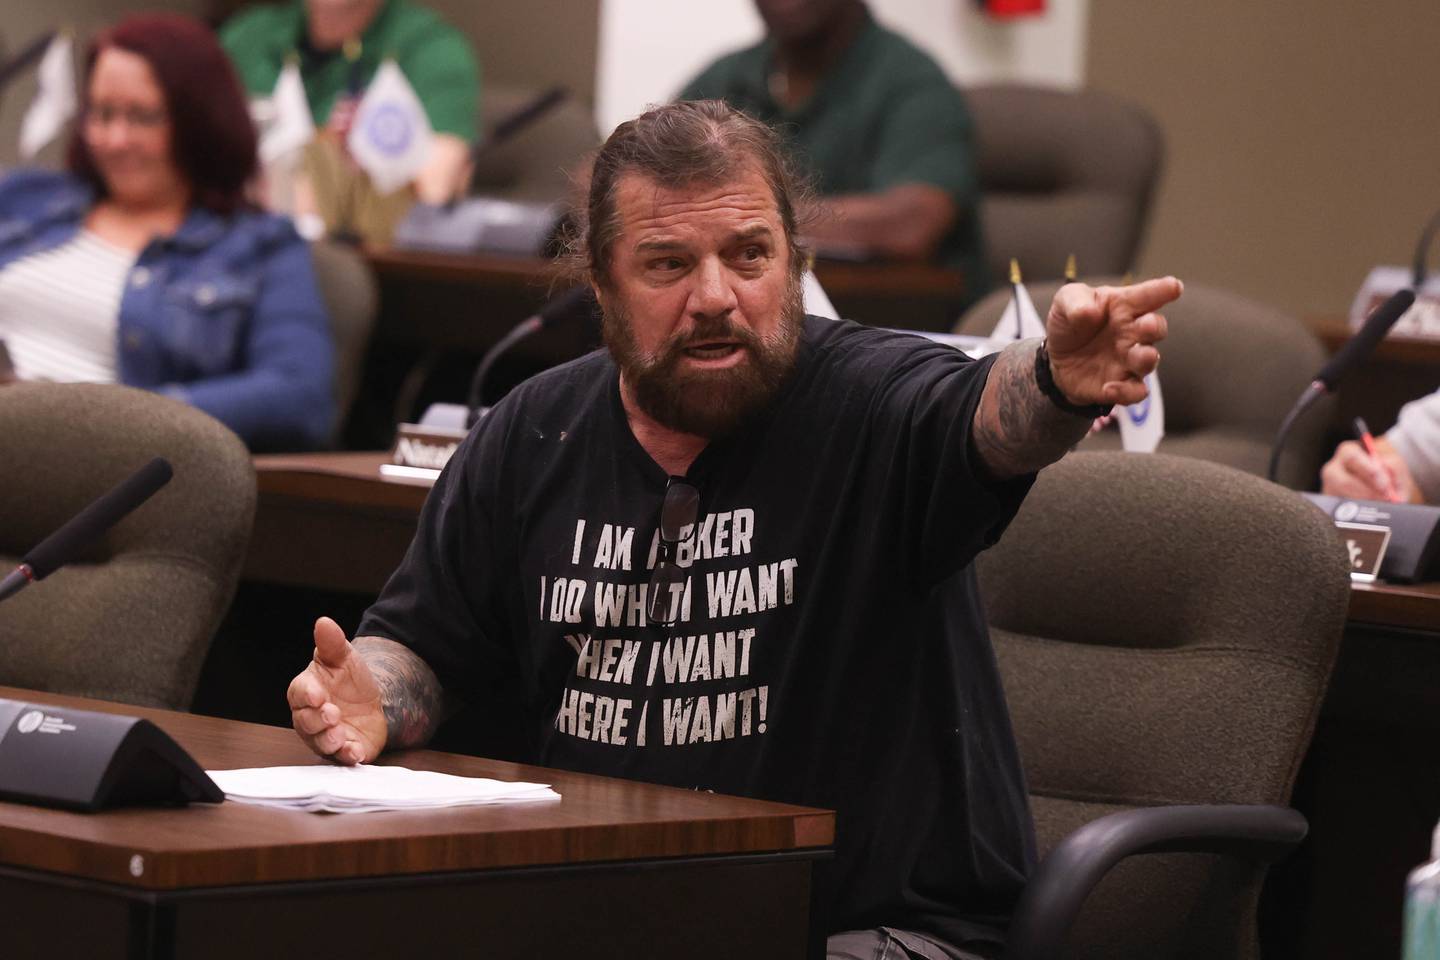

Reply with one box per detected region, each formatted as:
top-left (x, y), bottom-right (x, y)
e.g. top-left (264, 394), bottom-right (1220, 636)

top-left (603, 274), bottom-right (805, 438)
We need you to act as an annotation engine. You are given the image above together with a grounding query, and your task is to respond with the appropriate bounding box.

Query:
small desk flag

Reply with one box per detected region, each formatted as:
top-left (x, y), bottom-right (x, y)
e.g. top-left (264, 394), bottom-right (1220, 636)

top-left (347, 60), bottom-right (433, 194)
top-left (988, 263), bottom-right (1047, 343)
top-left (802, 271), bottom-right (839, 320)
top-left (258, 59), bottom-right (314, 165)
top-left (19, 34), bottom-right (75, 159)
top-left (1117, 371), bottom-right (1165, 453)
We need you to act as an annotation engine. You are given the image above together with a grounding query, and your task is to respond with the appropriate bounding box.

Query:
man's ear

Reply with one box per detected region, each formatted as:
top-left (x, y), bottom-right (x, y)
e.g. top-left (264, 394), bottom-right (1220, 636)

top-left (589, 275), bottom-right (607, 311)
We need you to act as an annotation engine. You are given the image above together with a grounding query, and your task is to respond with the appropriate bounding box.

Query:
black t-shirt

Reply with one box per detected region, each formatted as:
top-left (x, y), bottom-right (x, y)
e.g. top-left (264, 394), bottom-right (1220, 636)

top-left (359, 315), bottom-right (1037, 946)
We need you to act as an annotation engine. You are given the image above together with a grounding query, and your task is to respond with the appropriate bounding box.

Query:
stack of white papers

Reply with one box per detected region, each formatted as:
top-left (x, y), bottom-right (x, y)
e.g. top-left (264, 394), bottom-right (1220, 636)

top-left (207, 765), bottom-right (559, 814)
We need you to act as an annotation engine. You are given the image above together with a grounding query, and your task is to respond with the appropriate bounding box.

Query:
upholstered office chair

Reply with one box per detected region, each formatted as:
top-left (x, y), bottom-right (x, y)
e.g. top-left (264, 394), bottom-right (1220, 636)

top-left (967, 84), bottom-right (1163, 288)
top-left (979, 452), bottom-right (1349, 959)
top-left (469, 85), bottom-right (600, 204)
top-left (956, 279), bottom-right (1333, 489)
top-left (0, 383), bottom-right (256, 709)
top-left (310, 239), bottom-right (378, 444)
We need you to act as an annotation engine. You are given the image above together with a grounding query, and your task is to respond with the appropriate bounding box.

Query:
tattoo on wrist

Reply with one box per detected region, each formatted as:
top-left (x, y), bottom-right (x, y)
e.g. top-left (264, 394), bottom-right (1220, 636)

top-left (354, 638), bottom-right (448, 750)
top-left (973, 340), bottom-right (1093, 479)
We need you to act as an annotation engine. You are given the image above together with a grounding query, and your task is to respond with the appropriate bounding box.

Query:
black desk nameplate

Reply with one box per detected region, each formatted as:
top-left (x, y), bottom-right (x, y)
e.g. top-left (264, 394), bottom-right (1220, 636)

top-left (1336, 521), bottom-right (1391, 581)
top-left (1303, 494), bottom-right (1440, 583)
top-left (0, 698), bottom-right (222, 811)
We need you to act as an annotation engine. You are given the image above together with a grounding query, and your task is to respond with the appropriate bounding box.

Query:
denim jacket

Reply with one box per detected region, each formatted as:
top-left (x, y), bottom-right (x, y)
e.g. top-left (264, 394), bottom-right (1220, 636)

top-left (0, 169), bottom-right (335, 450)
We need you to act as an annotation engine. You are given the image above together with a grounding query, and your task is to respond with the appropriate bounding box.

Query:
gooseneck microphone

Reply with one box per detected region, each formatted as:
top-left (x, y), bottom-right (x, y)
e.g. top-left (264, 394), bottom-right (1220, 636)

top-left (1411, 208), bottom-right (1440, 289)
top-left (475, 87), bottom-right (568, 160)
top-left (465, 285), bottom-right (596, 427)
top-left (0, 457), bottom-right (173, 603)
top-left (1268, 288), bottom-right (1416, 483)
top-left (1314, 288), bottom-right (1418, 394)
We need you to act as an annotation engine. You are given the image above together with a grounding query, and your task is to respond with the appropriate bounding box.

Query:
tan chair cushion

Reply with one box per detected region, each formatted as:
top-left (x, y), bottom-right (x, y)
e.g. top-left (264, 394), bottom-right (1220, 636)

top-left (0, 383), bottom-right (256, 708)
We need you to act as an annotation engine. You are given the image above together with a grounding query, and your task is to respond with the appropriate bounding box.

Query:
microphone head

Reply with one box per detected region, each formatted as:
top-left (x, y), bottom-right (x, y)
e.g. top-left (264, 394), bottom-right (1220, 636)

top-left (1315, 288), bottom-right (1416, 392)
top-left (23, 457), bottom-right (173, 580)
top-left (140, 456), bottom-right (175, 488)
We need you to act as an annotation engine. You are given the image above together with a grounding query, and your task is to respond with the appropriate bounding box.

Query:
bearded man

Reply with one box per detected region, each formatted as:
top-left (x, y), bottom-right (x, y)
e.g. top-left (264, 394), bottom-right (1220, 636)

top-left (286, 100), bottom-right (1178, 959)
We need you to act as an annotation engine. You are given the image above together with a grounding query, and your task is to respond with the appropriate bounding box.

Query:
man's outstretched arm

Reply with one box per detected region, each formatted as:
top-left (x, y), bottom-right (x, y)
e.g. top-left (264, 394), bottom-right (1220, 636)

top-left (287, 617), bottom-right (453, 764)
top-left (972, 278), bottom-right (1181, 479)
top-left (972, 339), bottom-right (1094, 479)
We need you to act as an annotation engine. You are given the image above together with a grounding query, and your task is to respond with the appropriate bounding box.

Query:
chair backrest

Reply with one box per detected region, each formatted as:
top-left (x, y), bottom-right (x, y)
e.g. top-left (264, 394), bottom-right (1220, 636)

top-left (955, 279), bottom-right (1333, 489)
top-left (968, 84), bottom-right (1163, 288)
top-left (469, 85), bottom-right (600, 204)
top-left (0, 383), bottom-right (256, 709)
top-left (980, 452), bottom-right (1349, 958)
top-left (310, 240), bottom-right (378, 443)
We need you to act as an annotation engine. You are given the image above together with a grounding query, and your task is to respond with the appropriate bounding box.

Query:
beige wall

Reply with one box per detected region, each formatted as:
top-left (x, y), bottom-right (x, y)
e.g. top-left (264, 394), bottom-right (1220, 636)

top-left (423, 0), bottom-right (598, 105)
top-left (1086, 1), bottom-right (1440, 320)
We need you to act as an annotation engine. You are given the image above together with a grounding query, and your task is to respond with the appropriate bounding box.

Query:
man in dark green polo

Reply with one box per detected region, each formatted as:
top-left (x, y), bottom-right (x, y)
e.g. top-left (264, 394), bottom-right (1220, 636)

top-left (222, 0), bottom-right (480, 236)
top-left (679, 0), bottom-right (987, 303)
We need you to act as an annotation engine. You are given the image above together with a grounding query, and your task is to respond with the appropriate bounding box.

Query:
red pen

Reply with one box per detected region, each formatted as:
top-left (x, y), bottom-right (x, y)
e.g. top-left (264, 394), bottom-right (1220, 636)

top-left (1354, 417), bottom-right (1402, 503)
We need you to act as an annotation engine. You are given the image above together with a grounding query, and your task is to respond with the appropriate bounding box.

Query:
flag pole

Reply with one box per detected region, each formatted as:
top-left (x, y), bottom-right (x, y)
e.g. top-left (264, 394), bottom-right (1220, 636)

top-left (1009, 258), bottom-right (1023, 341)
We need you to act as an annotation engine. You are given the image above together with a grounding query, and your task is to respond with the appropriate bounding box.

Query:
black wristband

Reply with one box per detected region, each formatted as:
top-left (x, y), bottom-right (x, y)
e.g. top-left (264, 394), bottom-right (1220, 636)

top-left (1034, 341), bottom-right (1111, 419)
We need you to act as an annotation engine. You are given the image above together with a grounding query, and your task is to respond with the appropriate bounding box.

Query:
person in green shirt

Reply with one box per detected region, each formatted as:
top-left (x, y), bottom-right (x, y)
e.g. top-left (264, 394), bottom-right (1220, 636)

top-left (679, 0), bottom-right (986, 301)
top-left (222, 0), bottom-right (480, 238)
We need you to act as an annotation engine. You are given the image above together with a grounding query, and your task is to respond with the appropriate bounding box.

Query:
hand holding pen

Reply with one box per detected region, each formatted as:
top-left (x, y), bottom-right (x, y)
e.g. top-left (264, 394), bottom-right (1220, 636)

top-left (1353, 417), bottom-right (1404, 503)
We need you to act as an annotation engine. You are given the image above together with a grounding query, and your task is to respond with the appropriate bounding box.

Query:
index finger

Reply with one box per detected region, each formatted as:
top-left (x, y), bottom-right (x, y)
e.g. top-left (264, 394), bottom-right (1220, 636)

top-left (1111, 276), bottom-right (1184, 317)
top-left (1049, 282), bottom-right (1105, 324)
top-left (287, 669), bottom-right (329, 711)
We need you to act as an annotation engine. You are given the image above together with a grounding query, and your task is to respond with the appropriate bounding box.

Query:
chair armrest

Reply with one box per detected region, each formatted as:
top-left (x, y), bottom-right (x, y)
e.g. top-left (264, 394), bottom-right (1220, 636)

top-left (1005, 803), bottom-right (1307, 960)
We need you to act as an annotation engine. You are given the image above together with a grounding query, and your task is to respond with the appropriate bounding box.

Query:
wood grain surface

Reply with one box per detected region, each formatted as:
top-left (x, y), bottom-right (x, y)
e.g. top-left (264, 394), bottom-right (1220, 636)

top-left (0, 687), bottom-right (833, 892)
top-left (1347, 579), bottom-right (1440, 634)
top-left (246, 453), bottom-right (1440, 630)
top-left (254, 451), bottom-right (431, 512)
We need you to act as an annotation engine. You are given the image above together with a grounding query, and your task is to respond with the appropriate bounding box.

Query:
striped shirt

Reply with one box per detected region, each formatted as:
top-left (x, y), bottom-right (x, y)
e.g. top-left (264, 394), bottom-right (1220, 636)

top-left (0, 230), bottom-right (136, 383)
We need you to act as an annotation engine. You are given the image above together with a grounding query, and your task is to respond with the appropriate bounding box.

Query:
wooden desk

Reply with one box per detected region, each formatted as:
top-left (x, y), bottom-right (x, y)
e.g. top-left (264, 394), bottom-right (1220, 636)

top-left (246, 452), bottom-right (427, 595)
top-left (1277, 575), bottom-right (1440, 959)
top-left (0, 686), bottom-right (832, 960)
top-left (365, 249), bottom-right (560, 351)
top-left (1347, 579), bottom-right (1440, 633)
top-left (249, 453), bottom-right (1440, 621)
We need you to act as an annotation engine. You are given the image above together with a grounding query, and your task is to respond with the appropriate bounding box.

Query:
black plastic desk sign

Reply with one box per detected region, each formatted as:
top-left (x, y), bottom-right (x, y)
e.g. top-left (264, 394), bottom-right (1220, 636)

top-left (1302, 494), bottom-right (1440, 583)
top-left (0, 698), bottom-right (223, 812)
top-left (1336, 521), bottom-right (1391, 582)
top-left (380, 423), bottom-right (465, 485)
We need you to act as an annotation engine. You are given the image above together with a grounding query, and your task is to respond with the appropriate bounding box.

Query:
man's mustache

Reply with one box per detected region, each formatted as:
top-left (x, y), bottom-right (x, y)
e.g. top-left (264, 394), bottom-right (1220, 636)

top-left (660, 317), bottom-right (763, 356)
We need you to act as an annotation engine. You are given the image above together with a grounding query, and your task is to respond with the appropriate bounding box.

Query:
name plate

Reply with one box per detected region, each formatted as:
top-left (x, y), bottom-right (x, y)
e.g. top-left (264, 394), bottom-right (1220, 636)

top-left (1335, 521), bottom-right (1391, 582)
top-left (381, 423), bottom-right (467, 485)
top-left (1303, 493), bottom-right (1440, 583)
top-left (0, 698), bottom-right (222, 811)
top-left (1349, 267), bottom-right (1440, 340)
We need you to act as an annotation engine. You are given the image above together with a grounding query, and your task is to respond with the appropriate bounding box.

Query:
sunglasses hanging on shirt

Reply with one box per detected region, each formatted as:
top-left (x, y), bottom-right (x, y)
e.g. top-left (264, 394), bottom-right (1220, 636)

top-left (648, 477), bottom-right (699, 627)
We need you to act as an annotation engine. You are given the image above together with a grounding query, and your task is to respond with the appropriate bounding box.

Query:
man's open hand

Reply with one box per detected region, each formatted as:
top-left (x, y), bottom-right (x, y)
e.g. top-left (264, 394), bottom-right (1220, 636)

top-left (287, 617), bottom-right (388, 765)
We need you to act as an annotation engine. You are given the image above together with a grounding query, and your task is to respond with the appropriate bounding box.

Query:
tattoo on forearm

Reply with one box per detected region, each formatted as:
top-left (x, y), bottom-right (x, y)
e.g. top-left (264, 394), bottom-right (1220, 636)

top-left (972, 341), bottom-right (1093, 479)
top-left (354, 637), bottom-right (449, 750)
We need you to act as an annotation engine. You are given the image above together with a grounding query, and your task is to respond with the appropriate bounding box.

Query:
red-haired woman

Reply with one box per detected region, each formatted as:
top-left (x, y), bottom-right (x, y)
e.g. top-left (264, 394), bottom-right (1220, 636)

top-left (0, 13), bottom-right (334, 451)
